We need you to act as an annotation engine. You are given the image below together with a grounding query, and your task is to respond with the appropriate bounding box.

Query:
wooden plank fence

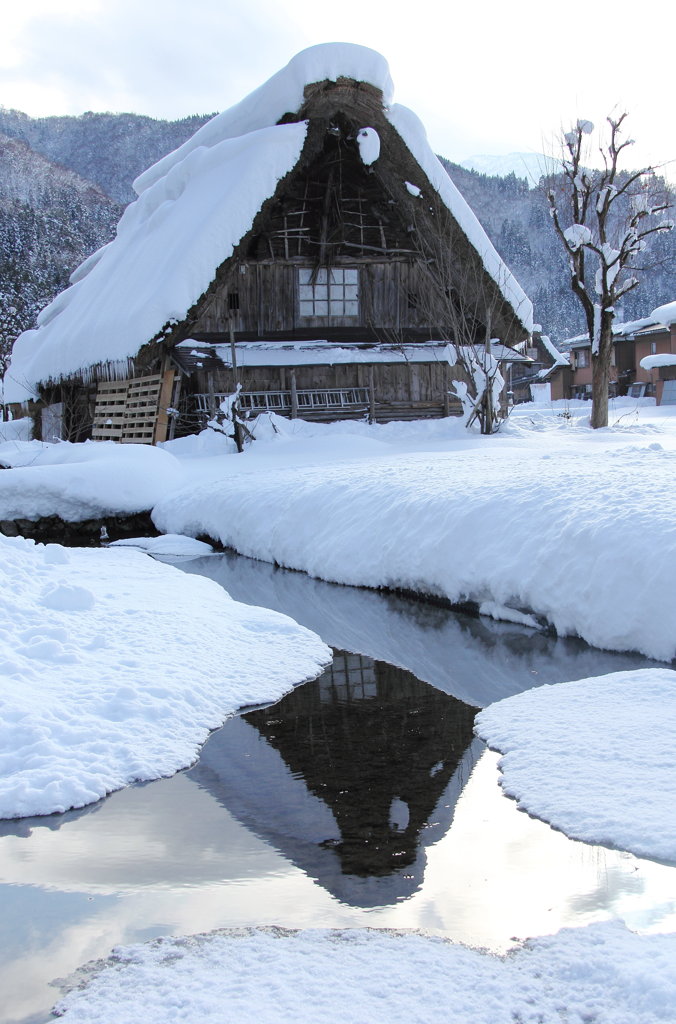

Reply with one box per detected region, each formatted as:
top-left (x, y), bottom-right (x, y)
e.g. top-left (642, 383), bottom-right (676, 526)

top-left (92, 372), bottom-right (174, 444)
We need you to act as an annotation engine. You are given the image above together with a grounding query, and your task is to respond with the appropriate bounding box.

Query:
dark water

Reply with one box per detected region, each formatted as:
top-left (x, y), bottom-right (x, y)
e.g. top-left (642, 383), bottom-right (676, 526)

top-left (1, 552), bottom-right (675, 1024)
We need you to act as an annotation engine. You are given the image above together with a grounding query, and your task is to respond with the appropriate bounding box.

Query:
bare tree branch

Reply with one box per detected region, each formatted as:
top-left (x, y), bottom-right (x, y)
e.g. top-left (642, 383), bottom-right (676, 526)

top-left (544, 114), bottom-right (673, 428)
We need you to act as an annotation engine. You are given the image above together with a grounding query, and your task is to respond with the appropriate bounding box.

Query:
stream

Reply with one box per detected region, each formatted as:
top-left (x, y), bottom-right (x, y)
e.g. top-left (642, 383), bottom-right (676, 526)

top-left (2, 550), bottom-right (675, 1024)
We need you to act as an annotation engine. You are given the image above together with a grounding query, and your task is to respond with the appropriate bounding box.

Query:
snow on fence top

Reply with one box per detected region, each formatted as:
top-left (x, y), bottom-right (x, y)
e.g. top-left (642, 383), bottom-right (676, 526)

top-left (5, 42), bottom-right (532, 405)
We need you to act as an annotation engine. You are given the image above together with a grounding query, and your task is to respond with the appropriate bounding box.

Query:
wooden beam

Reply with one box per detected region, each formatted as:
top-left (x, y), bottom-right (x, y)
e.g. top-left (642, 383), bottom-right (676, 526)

top-left (153, 366), bottom-right (176, 445)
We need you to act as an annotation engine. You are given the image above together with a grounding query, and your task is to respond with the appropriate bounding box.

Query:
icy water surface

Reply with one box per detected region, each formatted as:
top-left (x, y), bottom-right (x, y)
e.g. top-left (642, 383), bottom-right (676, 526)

top-left (2, 552), bottom-right (676, 1024)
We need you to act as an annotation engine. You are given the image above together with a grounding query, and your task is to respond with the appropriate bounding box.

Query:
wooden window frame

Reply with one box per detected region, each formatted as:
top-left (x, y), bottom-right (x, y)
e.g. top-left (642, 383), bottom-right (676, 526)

top-left (298, 267), bottom-right (359, 318)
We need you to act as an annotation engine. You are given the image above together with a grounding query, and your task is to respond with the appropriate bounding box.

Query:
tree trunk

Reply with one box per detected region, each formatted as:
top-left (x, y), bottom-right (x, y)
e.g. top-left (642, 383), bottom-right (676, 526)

top-left (591, 355), bottom-right (609, 428)
top-left (590, 317), bottom-right (614, 428)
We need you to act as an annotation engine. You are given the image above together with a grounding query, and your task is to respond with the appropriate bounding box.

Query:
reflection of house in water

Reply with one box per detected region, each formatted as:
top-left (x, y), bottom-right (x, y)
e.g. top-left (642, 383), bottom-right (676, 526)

top-left (189, 650), bottom-right (480, 907)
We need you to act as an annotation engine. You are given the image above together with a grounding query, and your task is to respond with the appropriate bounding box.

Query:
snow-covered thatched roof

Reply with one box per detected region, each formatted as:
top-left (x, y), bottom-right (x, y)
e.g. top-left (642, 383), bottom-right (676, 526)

top-left (5, 43), bottom-right (533, 405)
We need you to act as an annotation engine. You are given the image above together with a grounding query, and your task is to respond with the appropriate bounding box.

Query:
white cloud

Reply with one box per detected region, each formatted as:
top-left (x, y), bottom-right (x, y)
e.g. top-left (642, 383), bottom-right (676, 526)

top-left (0, 0), bottom-right (672, 171)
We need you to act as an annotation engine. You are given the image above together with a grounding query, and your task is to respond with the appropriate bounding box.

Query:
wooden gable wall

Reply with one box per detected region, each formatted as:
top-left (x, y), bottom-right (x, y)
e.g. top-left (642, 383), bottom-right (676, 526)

top-left (186, 102), bottom-right (493, 346)
top-left (191, 260), bottom-right (436, 336)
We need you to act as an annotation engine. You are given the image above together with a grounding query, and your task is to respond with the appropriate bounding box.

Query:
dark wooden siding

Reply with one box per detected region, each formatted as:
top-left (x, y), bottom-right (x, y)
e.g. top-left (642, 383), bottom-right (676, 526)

top-left (191, 260), bottom-right (430, 337)
top-left (190, 359), bottom-right (464, 404)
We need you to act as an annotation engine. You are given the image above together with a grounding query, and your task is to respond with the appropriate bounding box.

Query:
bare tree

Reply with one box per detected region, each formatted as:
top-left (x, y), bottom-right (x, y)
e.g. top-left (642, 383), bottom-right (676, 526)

top-left (410, 203), bottom-right (522, 434)
top-left (546, 114), bottom-right (673, 427)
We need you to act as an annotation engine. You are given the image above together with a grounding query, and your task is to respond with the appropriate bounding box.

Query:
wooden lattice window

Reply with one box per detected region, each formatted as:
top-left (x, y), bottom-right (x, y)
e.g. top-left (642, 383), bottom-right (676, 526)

top-left (298, 267), bottom-right (359, 318)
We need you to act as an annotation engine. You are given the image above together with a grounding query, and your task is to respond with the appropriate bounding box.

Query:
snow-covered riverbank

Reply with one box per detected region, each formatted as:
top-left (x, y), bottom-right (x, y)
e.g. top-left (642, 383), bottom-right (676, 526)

top-left (53, 923), bottom-right (676, 1024)
top-left (3, 400), bottom-right (676, 662)
top-left (475, 667), bottom-right (676, 862)
top-left (0, 534), bottom-right (330, 819)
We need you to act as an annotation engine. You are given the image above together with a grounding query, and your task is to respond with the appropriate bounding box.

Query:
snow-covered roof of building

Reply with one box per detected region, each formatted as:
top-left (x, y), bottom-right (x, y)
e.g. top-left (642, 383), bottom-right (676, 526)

top-left (639, 353), bottom-right (676, 371)
top-left (560, 301), bottom-right (676, 350)
top-left (650, 301), bottom-right (676, 328)
top-left (176, 339), bottom-right (530, 370)
top-left (538, 334), bottom-right (569, 368)
top-left (5, 42), bottom-right (533, 405)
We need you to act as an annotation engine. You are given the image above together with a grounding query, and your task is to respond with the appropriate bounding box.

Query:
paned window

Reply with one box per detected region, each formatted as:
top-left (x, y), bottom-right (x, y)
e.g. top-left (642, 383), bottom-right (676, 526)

top-left (298, 268), bottom-right (359, 318)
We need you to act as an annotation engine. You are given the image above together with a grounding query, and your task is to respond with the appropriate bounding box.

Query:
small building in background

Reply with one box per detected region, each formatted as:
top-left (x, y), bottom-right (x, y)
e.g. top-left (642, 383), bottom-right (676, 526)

top-left (507, 330), bottom-right (570, 404)
top-left (556, 301), bottom-right (676, 403)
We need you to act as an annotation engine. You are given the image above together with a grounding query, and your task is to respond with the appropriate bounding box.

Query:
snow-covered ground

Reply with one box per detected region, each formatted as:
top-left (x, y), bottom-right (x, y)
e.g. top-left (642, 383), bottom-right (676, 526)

top-left (2, 400), bottom-right (676, 661)
top-left (0, 534), bottom-right (329, 819)
top-left (0, 438), bottom-right (183, 521)
top-left (53, 923), bottom-right (676, 1024)
top-left (1, 401), bottom-right (675, 1022)
top-left (0, 415), bottom-right (31, 444)
top-left (154, 401), bottom-right (676, 662)
top-left (475, 668), bottom-right (676, 862)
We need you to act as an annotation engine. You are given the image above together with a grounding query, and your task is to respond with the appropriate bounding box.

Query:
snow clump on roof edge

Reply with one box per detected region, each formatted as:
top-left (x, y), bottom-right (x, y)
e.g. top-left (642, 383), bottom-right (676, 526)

top-left (133, 43), bottom-right (395, 197)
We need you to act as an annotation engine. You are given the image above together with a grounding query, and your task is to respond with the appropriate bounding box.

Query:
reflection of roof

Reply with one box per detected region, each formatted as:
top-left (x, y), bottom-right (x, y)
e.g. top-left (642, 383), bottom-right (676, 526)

top-left (189, 663), bottom-right (480, 909)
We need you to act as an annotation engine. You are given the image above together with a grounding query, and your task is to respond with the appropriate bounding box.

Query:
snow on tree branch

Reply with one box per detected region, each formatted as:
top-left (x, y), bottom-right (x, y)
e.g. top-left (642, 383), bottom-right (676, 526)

top-left (544, 112), bottom-right (673, 428)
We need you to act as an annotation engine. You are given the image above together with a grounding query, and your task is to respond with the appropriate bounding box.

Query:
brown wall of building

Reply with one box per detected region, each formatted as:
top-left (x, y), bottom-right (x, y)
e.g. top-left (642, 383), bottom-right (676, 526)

top-left (192, 359), bottom-right (465, 405)
top-left (634, 329), bottom-right (674, 383)
top-left (192, 260), bottom-right (434, 337)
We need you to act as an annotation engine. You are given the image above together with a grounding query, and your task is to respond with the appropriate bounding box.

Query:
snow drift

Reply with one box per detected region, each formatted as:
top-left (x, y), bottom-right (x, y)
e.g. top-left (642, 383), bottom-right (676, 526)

top-left (0, 535), bottom-right (330, 818)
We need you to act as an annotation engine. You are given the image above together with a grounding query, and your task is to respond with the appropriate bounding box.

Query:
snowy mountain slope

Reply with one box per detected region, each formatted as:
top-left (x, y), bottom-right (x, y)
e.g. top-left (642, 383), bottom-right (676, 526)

top-left (460, 152), bottom-right (559, 186)
top-left (0, 133), bottom-right (121, 374)
top-left (0, 109), bottom-right (213, 204)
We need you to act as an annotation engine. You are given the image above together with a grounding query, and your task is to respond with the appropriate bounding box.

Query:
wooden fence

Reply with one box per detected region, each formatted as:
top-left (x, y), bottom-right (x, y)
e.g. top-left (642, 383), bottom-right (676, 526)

top-left (91, 371), bottom-right (174, 444)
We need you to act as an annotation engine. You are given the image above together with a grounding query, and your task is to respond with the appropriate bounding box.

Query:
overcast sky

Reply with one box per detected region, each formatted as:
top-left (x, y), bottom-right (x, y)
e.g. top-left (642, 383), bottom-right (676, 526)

top-left (1, 0), bottom-right (674, 174)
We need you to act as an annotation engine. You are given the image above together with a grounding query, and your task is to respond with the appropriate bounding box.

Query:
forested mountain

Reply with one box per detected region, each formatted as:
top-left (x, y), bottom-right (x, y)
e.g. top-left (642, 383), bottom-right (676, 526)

top-left (0, 132), bottom-right (122, 374)
top-left (441, 159), bottom-right (676, 341)
top-left (0, 109), bottom-right (213, 203)
top-left (0, 109), bottom-right (673, 379)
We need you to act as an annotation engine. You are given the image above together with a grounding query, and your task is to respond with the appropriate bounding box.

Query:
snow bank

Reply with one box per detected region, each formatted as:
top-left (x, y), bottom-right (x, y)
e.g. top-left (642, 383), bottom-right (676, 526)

top-left (153, 440), bottom-right (676, 661)
top-left (0, 535), bottom-right (329, 818)
top-left (0, 440), bottom-right (182, 521)
top-left (475, 669), bottom-right (676, 862)
top-left (53, 923), bottom-right (676, 1024)
top-left (0, 417), bottom-right (32, 444)
top-left (109, 534), bottom-right (213, 558)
